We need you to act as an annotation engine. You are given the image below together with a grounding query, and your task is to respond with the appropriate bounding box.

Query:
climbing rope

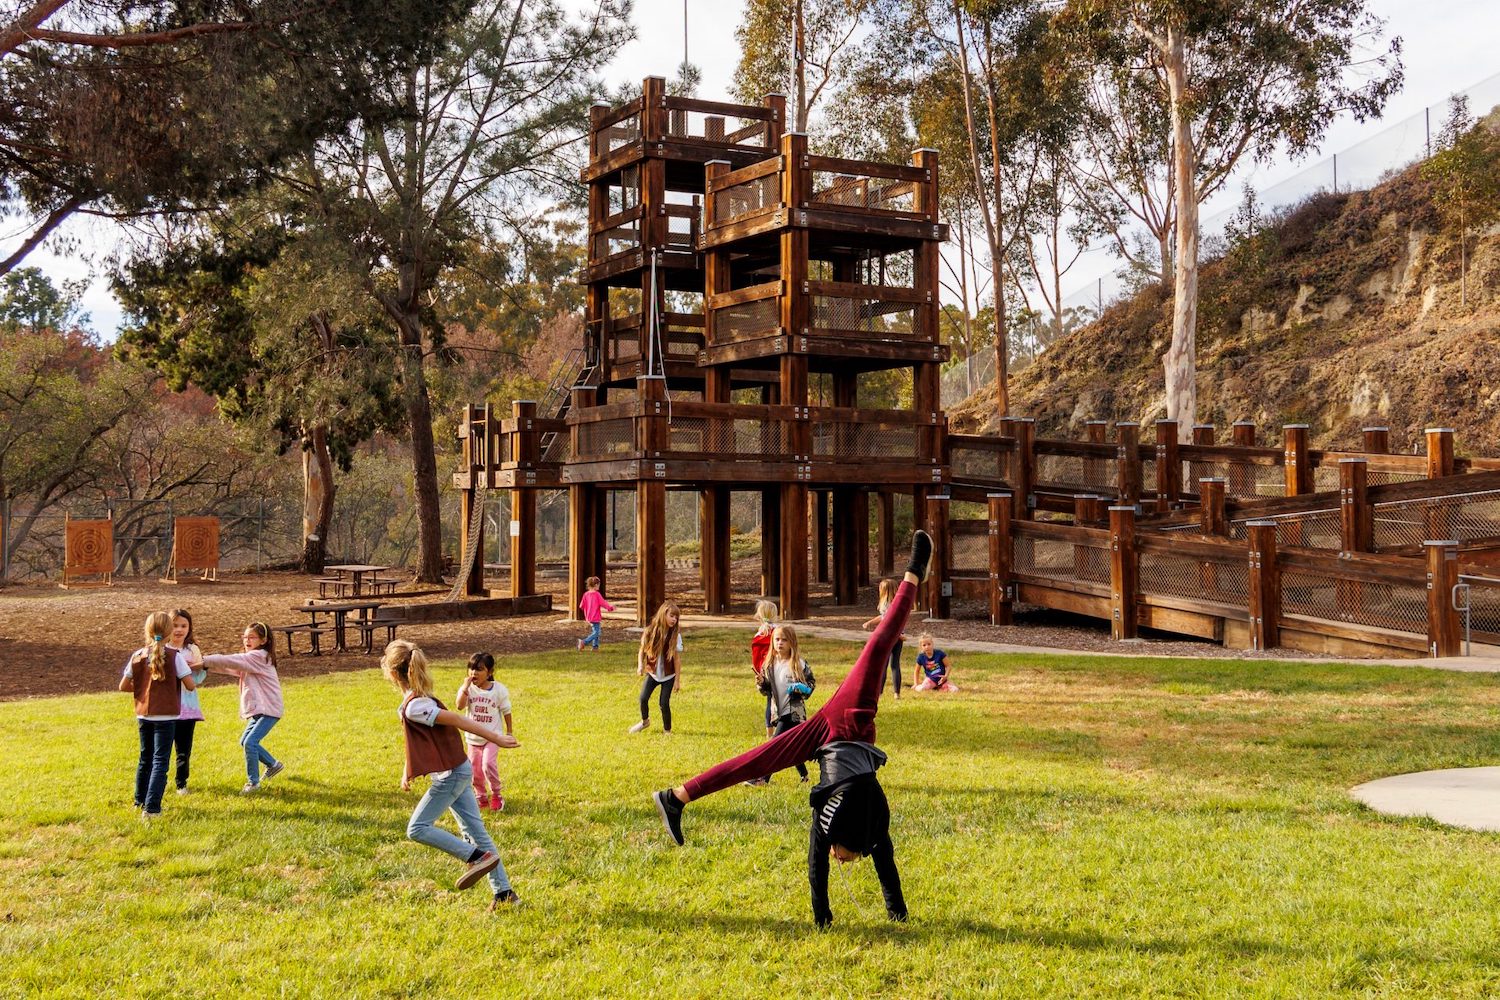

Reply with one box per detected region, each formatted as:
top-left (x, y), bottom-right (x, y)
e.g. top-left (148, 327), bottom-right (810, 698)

top-left (444, 483), bottom-right (488, 603)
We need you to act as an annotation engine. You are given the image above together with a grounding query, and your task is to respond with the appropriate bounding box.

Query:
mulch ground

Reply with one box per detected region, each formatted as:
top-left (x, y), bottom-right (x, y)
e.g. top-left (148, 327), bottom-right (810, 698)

top-left (0, 559), bottom-right (1332, 702)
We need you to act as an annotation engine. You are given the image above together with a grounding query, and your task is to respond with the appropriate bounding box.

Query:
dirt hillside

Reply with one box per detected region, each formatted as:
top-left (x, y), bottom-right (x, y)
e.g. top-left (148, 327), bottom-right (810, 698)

top-left (950, 157), bottom-right (1500, 452)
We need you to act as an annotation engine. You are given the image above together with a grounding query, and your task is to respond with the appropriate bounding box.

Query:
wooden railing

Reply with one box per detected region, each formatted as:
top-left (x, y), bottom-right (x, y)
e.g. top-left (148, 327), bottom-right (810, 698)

top-left (588, 85), bottom-right (783, 162)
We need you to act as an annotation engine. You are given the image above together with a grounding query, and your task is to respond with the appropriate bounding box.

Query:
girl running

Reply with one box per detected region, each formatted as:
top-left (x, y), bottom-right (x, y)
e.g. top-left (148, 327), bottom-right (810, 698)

top-left (455, 652), bottom-right (513, 812)
top-left (196, 622), bottom-right (285, 794)
top-left (383, 640), bottom-right (520, 910)
top-left (630, 601), bottom-right (682, 734)
top-left (651, 531), bottom-right (932, 927)
top-left (119, 611), bottom-right (196, 820)
top-left (168, 608), bottom-right (206, 795)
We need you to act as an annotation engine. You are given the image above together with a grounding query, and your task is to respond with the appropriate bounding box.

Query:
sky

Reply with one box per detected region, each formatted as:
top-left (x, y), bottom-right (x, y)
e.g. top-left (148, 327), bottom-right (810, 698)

top-left (6, 0), bottom-right (1497, 336)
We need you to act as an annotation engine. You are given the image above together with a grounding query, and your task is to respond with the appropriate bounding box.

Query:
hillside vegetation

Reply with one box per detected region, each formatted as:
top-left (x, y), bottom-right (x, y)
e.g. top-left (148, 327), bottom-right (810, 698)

top-left (951, 158), bottom-right (1500, 452)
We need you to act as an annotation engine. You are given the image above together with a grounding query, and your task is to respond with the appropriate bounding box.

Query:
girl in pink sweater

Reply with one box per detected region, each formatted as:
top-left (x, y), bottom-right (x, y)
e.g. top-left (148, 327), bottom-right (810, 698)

top-left (577, 576), bottom-right (614, 652)
top-left (196, 621), bottom-right (286, 794)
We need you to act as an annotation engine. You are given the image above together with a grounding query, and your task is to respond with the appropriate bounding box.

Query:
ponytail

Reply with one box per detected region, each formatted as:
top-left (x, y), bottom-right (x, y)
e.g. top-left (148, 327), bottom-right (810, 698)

top-left (142, 611), bottom-right (173, 682)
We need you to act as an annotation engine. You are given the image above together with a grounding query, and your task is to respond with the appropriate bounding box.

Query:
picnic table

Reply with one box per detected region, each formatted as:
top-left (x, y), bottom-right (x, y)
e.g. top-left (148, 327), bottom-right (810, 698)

top-left (319, 564), bottom-right (395, 598)
top-left (288, 600), bottom-right (389, 654)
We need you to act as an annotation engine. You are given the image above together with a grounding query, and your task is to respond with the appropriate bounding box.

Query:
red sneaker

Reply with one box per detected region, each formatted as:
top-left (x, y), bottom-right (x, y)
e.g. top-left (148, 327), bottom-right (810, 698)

top-left (491, 793), bottom-right (504, 812)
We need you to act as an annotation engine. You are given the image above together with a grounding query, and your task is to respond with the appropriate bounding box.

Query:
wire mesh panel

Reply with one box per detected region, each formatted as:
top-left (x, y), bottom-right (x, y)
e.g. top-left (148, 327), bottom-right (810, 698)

top-left (662, 108), bottom-right (775, 150)
top-left (1224, 508), bottom-right (1340, 547)
top-left (1371, 490), bottom-right (1500, 550)
top-left (714, 175), bottom-right (780, 224)
top-left (576, 419), bottom-right (636, 459)
top-left (713, 298), bottom-right (779, 341)
top-left (1193, 461), bottom-right (1286, 500)
top-left (541, 432), bottom-right (571, 464)
top-left (811, 422), bottom-right (918, 461)
top-left (1461, 576), bottom-right (1500, 642)
top-left (666, 417), bottom-right (786, 458)
top-left (1281, 569), bottom-right (1428, 633)
top-left (808, 171), bottom-right (918, 214)
top-left (1013, 533), bottom-right (1110, 586)
top-left (600, 113), bottom-right (640, 154)
top-left (949, 445), bottom-right (1008, 483)
top-left (1367, 470), bottom-right (1425, 486)
top-left (1139, 550), bottom-right (1249, 604)
top-left (949, 530), bottom-right (990, 572)
top-left (592, 220), bottom-right (641, 260)
top-left (810, 295), bottom-right (916, 336)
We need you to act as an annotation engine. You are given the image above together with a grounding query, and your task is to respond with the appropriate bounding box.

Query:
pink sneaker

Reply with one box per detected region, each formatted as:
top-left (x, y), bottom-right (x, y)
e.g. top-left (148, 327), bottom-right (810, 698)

top-left (492, 793), bottom-right (505, 812)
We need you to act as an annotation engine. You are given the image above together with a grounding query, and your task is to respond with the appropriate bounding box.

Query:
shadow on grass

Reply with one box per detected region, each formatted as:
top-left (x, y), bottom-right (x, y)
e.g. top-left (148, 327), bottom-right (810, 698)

top-left (600, 903), bottom-right (1302, 959)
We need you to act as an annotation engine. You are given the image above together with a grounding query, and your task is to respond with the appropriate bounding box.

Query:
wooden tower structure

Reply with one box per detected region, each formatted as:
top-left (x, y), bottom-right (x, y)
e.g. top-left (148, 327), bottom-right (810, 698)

top-left (455, 77), bottom-right (949, 623)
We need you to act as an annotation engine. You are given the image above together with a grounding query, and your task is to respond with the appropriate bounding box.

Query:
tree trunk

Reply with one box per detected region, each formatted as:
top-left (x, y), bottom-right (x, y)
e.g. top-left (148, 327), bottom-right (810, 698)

top-left (793, 0), bottom-right (808, 131)
top-left (1163, 27), bottom-right (1198, 441)
top-left (298, 422), bottom-right (335, 574)
top-left (394, 305), bottom-right (447, 584)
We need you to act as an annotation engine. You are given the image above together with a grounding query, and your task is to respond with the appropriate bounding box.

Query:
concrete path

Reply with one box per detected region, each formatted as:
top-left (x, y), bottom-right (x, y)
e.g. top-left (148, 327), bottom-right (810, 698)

top-left (1352, 768), bottom-right (1500, 832)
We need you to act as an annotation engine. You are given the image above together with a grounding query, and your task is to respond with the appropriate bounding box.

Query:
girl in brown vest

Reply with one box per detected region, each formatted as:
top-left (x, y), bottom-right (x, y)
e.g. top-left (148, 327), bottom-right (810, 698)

top-left (118, 610), bottom-right (196, 820)
top-left (382, 640), bottom-right (521, 909)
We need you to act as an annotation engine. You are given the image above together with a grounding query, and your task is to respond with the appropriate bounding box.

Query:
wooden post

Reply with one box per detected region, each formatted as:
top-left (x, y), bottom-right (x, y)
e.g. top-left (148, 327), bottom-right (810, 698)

top-left (1283, 424), bottom-right (1312, 496)
top-left (1190, 424), bottom-right (1215, 499)
top-left (925, 492), bottom-right (950, 619)
top-left (1115, 422), bottom-right (1141, 510)
top-left (1108, 505), bottom-right (1138, 640)
top-left (1230, 420), bottom-right (1256, 497)
top-left (815, 489), bottom-right (830, 583)
top-left (1155, 419), bottom-right (1181, 512)
top-left (761, 487), bottom-right (781, 600)
top-left (1424, 428), bottom-right (1457, 541)
top-left (988, 492), bottom-right (1013, 626)
top-left (780, 483), bottom-right (809, 619)
top-left (763, 92), bottom-right (786, 147)
top-left (1425, 540), bottom-right (1461, 658)
top-left (1246, 520), bottom-right (1281, 651)
top-left (877, 490), bottom-right (895, 575)
top-left (568, 484), bottom-right (597, 620)
top-left (635, 378), bottom-right (668, 624)
top-left (1200, 478), bottom-right (1228, 536)
top-left (1012, 418), bottom-right (1035, 520)
top-left (700, 487), bottom-right (731, 613)
top-left (855, 490), bottom-right (871, 587)
top-left (510, 488), bottom-right (536, 599)
top-left (1362, 426), bottom-right (1390, 454)
top-left (1425, 427), bottom-right (1455, 479)
top-left (1338, 459), bottom-right (1372, 553)
top-left (832, 488), bottom-right (860, 605)
top-left (1085, 420), bottom-right (1108, 490)
top-left (460, 486), bottom-right (486, 598)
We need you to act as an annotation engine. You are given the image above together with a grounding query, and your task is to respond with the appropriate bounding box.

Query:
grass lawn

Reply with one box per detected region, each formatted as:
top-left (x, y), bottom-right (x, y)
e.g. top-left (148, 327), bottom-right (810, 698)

top-left (6, 633), bottom-right (1500, 998)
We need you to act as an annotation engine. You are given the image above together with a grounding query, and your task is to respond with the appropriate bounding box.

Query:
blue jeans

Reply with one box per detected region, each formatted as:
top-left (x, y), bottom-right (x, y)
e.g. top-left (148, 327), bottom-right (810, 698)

top-left (240, 715), bottom-right (281, 784)
top-left (583, 620), bottom-right (603, 650)
top-left (406, 760), bottom-right (510, 894)
top-left (135, 719), bottom-right (175, 813)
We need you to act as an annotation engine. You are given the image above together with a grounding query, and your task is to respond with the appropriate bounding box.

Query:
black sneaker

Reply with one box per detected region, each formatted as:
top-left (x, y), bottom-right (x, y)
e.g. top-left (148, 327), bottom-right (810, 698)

top-left (490, 888), bottom-right (521, 910)
top-left (654, 788), bottom-right (685, 846)
top-left (906, 529), bottom-right (933, 582)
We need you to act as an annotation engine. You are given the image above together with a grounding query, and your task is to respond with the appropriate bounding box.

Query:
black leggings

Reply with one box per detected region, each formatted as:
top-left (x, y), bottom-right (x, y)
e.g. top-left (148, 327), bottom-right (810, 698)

top-left (172, 719), bottom-right (197, 790)
top-left (886, 640), bottom-right (904, 696)
top-left (772, 713), bottom-right (809, 779)
top-left (639, 674), bottom-right (676, 732)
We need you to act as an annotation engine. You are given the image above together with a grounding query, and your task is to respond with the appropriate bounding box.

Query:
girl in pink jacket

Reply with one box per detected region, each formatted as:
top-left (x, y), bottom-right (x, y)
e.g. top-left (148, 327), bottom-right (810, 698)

top-left (196, 621), bottom-right (286, 794)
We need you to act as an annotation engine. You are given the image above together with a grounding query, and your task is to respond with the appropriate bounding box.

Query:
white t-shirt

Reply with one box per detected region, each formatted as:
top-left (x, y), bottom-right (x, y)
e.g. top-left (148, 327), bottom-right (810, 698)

top-left (646, 633), bottom-right (685, 683)
top-left (122, 648), bottom-right (192, 721)
top-left (456, 680), bottom-right (512, 746)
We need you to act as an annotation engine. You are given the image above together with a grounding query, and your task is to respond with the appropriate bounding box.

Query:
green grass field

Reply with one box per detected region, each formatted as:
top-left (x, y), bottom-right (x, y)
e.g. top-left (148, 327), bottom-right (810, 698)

top-left (6, 633), bottom-right (1500, 998)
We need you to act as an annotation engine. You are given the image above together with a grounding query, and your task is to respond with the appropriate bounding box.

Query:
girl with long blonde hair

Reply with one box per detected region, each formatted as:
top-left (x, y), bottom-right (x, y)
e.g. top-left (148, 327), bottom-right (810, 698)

top-left (755, 624), bottom-right (816, 782)
top-left (631, 601), bottom-right (683, 733)
top-left (382, 640), bottom-right (521, 909)
top-left (118, 611), bottom-right (196, 819)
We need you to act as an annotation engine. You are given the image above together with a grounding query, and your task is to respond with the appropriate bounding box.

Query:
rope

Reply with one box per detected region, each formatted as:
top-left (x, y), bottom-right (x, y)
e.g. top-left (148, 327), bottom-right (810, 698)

top-left (444, 484), bottom-right (487, 603)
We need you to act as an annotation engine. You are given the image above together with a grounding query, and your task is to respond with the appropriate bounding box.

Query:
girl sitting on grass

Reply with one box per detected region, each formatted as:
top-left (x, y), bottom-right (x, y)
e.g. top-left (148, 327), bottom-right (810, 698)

top-left (383, 640), bottom-right (521, 910)
top-left (194, 622), bottom-right (286, 794)
top-left (119, 610), bottom-right (196, 820)
top-left (913, 634), bottom-right (958, 692)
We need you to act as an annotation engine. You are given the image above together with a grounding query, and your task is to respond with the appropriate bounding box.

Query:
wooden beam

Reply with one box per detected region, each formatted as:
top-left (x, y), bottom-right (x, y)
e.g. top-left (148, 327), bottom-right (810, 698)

top-left (510, 487), bottom-right (536, 599)
top-left (700, 487), bottom-right (731, 613)
top-left (878, 490), bottom-right (895, 575)
top-left (1283, 424), bottom-right (1313, 496)
top-left (1108, 505), bottom-right (1138, 640)
top-left (1426, 540), bottom-right (1461, 657)
top-left (1155, 420), bottom-right (1181, 512)
top-left (1116, 423), bottom-right (1141, 510)
top-left (781, 483), bottom-right (809, 619)
top-left (926, 492), bottom-right (951, 619)
top-left (637, 479), bottom-right (666, 626)
top-left (833, 488), bottom-right (860, 605)
top-left (988, 492), bottom-right (1013, 625)
top-left (1247, 520), bottom-right (1280, 651)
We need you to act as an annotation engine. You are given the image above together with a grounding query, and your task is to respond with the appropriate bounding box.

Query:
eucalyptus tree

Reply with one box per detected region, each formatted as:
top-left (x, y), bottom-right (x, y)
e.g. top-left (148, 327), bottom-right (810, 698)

top-left (1062, 0), bottom-right (1401, 435)
top-left (734, 0), bottom-right (882, 132)
top-left (283, 0), bottom-right (631, 583)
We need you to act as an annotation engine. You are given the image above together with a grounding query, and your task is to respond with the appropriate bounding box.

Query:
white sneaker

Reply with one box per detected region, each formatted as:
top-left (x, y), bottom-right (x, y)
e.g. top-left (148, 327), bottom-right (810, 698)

top-left (175, 787), bottom-right (190, 796)
top-left (241, 782), bottom-right (261, 795)
top-left (577, 639), bottom-right (585, 652)
top-left (628, 719), bottom-right (649, 733)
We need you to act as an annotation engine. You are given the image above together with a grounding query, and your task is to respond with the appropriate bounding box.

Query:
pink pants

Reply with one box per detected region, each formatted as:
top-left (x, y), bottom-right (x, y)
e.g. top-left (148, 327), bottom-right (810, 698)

top-left (682, 579), bottom-right (915, 801)
top-left (468, 743), bottom-right (501, 797)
